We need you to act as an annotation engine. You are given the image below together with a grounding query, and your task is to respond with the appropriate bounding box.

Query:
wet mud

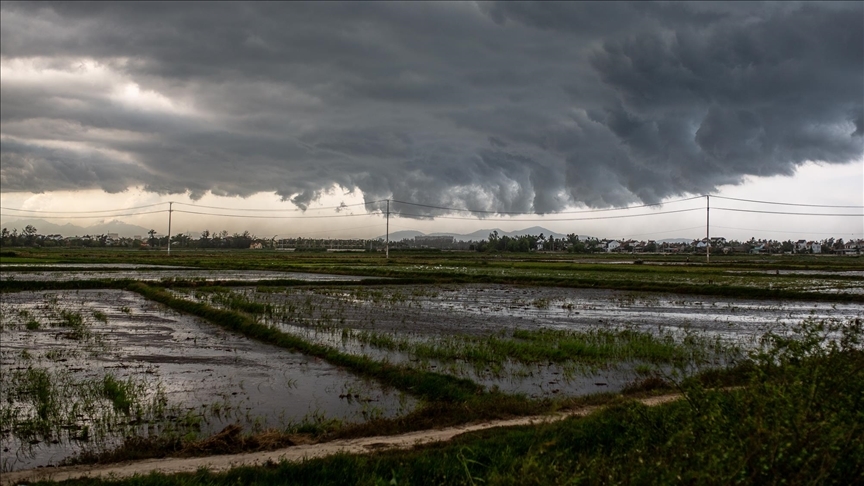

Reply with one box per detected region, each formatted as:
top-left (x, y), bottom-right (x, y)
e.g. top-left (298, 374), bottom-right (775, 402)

top-left (0, 290), bottom-right (414, 471)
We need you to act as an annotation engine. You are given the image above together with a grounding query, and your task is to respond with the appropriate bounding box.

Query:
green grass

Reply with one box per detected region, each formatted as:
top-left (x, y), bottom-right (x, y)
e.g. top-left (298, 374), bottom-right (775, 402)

top-left (100, 375), bottom-right (136, 415)
top-left (353, 327), bottom-right (735, 371)
top-left (56, 310), bottom-right (86, 338)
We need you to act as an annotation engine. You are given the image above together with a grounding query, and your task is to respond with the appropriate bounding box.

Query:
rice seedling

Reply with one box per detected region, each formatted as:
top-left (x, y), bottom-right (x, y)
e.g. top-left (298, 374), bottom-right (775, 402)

top-left (26, 318), bottom-right (861, 486)
top-left (57, 310), bottom-right (88, 340)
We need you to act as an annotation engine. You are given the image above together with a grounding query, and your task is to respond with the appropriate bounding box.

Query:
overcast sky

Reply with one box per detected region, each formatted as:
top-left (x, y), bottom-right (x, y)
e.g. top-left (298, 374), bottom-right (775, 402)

top-left (1, 2), bottom-right (862, 241)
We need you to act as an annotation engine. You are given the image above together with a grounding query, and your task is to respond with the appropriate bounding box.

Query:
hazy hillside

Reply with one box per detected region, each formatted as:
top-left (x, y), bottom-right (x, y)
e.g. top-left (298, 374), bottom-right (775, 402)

top-left (0, 219), bottom-right (152, 238)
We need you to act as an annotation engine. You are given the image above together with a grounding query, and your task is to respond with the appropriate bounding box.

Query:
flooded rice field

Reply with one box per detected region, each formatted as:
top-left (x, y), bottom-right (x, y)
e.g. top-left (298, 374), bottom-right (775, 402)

top-left (0, 290), bottom-right (414, 471)
top-left (357, 264), bottom-right (864, 295)
top-left (726, 269), bottom-right (864, 277)
top-left (173, 284), bottom-right (862, 399)
top-left (2, 260), bottom-right (861, 472)
top-left (0, 264), bottom-right (190, 269)
top-left (0, 268), bottom-right (379, 283)
top-left (178, 284), bottom-right (863, 342)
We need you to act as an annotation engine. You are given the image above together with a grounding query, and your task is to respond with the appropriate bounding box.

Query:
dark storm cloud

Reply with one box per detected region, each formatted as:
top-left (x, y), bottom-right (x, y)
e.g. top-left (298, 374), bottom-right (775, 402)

top-left (1, 1), bottom-right (861, 215)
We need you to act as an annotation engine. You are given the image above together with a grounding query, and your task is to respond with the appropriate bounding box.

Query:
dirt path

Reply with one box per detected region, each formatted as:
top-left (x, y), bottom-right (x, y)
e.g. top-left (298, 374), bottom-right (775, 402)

top-left (2, 394), bottom-right (681, 485)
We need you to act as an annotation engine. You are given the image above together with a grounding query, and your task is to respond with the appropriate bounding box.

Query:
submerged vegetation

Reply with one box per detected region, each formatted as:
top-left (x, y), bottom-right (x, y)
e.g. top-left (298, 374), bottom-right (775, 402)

top-left (166, 284), bottom-right (745, 392)
top-left (1, 249), bottom-right (861, 482)
top-left (128, 283), bottom-right (484, 404)
top-left (20, 318), bottom-right (863, 485)
top-left (2, 248), bottom-right (862, 302)
top-left (0, 366), bottom-right (180, 456)
top-left (352, 326), bottom-right (731, 369)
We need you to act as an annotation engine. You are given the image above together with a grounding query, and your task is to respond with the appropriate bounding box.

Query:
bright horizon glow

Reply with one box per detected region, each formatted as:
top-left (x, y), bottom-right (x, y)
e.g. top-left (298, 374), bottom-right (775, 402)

top-left (2, 159), bottom-right (861, 243)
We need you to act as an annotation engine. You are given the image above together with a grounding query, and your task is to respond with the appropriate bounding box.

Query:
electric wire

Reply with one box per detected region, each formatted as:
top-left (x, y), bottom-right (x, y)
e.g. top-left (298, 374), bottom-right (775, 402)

top-left (2, 195), bottom-right (861, 240)
top-left (710, 195), bottom-right (864, 209)
top-left (0, 210), bottom-right (169, 219)
top-left (712, 225), bottom-right (862, 236)
top-left (3, 194), bottom-right (860, 219)
top-left (615, 226), bottom-right (706, 239)
top-left (0, 202), bottom-right (167, 214)
top-left (390, 195), bottom-right (704, 215)
top-left (172, 200), bottom-right (385, 212)
top-left (286, 223), bottom-right (386, 237)
top-left (394, 207), bottom-right (703, 222)
top-left (713, 207), bottom-right (864, 217)
top-left (172, 209), bottom-right (381, 219)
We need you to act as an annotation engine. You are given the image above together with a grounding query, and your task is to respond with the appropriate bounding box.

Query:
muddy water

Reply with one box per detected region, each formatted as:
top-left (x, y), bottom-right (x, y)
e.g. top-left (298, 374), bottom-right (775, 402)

top-left (726, 269), bottom-right (864, 277)
top-left (0, 264), bottom-right (190, 269)
top-left (174, 284), bottom-right (864, 400)
top-left (252, 320), bottom-right (638, 400)
top-left (200, 285), bottom-right (863, 343)
top-left (0, 290), bottom-right (414, 471)
top-left (0, 268), bottom-right (379, 282)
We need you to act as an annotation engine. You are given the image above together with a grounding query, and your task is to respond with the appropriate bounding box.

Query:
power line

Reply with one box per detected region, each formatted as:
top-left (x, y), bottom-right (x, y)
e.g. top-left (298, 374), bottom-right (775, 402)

top-left (0, 202), bottom-right (167, 214)
top-left (395, 207), bottom-right (703, 222)
top-left (616, 226), bottom-right (705, 239)
top-left (3, 194), bottom-right (861, 218)
top-left (711, 195), bottom-right (864, 209)
top-left (713, 207), bottom-right (864, 217)
top-left (172, 200), bottom-right (385, 212)
top-left (0, 210), bottom-right (169, 219)
top-left (390, 195), bottom-right (704, 215)
top-left (172, 209), bottom-right (382, 219)
top-left (287, 223), bottom-right (385, 237)
top-left (713, 225), bottom-right (862, 236)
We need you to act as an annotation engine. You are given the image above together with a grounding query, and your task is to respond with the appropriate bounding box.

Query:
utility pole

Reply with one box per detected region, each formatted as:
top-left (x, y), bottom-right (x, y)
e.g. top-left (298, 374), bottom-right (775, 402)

top-left (385, 199), bottom-right (390, 259)
top-left (167, 201), bottom-right (173, 256)
top-left (706, 195), bottom-right (710, 264)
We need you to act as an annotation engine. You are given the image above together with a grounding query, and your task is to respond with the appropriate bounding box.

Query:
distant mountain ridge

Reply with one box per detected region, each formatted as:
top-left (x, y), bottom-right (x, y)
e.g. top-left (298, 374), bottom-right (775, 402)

top-left (2, 218), bottom-right (696, 243)
top-left (0, 219), bottom-right (152, 238)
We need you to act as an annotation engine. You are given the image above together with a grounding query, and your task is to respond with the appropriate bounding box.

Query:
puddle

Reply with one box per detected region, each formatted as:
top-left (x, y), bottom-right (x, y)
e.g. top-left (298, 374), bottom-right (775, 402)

top-left (0, 290), bottom-right (414, 471)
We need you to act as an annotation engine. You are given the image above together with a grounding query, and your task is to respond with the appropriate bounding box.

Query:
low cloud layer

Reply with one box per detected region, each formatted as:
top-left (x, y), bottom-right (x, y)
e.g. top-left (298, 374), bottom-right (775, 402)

top-left (1, 2), bottom-right (861, 215)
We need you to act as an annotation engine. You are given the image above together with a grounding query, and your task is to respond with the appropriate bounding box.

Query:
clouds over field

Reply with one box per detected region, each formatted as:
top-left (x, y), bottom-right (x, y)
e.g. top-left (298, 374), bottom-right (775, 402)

top-left (1, 2), bottom-right (861, 215)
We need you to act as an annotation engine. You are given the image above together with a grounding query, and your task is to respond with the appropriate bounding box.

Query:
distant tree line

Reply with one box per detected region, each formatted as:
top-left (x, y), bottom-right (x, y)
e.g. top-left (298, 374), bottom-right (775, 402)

top-left (1, 225), bottom-right (859, 255)
top-left (0, 226), bottom-right (259, 249)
